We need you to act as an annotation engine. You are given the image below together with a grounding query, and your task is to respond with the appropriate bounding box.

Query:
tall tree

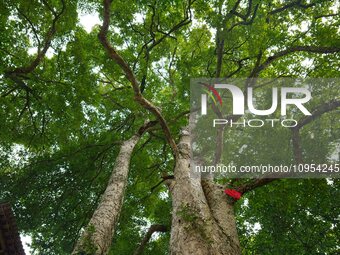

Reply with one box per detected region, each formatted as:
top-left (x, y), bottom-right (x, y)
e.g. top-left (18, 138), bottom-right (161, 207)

top-left (0, 0), bottom-right (339, 254)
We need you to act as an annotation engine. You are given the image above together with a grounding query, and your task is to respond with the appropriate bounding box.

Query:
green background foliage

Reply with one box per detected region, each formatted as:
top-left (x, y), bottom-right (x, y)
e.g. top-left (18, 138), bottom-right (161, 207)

top-left (0, 0), bottom-right (339, 254)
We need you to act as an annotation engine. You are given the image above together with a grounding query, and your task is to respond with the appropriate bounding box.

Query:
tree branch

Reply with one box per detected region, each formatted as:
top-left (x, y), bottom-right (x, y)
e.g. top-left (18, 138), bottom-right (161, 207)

top-left (295, 99), bottom-right (340, 130)
top-left (150, 175), bottom-right (175, 193)
top-left (251, 46), bottom-right (340, 77)
top-left (215, 0), bottom-right (242, 77)
top-left (269, 0), bottom-right (317, 15)
top-left (236, 178), bottom-right (278, 195)
top-left (3, 0), bottom-right (66, 105)
top-left (138, 0), bottom-right (192, 93)
top-left (315, 13), bottom-right (339, 20)
top-left (7, 0), bottom-right (65, 76)
top-left (133, 224), bottom-right (168, 255)
top-left (291, 99), bottom-right (340, 164)
top-left (227, 2), bottom-right (260, 32)
top-left (98, 0), bottom-right (179, 159)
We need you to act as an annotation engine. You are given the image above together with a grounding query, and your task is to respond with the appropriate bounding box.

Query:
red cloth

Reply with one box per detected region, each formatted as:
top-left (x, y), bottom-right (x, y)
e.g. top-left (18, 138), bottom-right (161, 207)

top-left (224, 189), bottom-right (242, 200)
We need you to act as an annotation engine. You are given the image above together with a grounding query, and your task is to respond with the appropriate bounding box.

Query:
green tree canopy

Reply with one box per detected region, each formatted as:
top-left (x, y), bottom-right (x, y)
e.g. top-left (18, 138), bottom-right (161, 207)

top-left (0, 0), bottom-right (339, 254)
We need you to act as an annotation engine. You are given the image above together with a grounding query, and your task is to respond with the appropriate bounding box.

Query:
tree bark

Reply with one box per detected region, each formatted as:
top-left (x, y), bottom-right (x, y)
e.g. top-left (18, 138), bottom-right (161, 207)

top-left (72, 121), bottom-right (157, 255)
top-left (169, 128), bottom-right (241, 255)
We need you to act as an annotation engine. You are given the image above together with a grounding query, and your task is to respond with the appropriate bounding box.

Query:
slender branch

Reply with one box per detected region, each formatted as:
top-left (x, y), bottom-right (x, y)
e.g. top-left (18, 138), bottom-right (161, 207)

top-left (269, 0), bottom-right (316, 15)
top-left (3, 0), bottom-right (66, 106)
top-left (315, 13), bottom-right (339, 19)
top-left (150, 175), bottom-right (174, 192)
top-left (225, 57), bottom-right (251, 78)
top-left (133, 224), bottom-right (168, 255)
top-left (7, 0), bottom-right (66, 76)
top-left (98, 0), bottom-right (179, 159)
top-left (230, 0), bottom-right (252, 20)
top-left (215, 0), bottom-right (242, 77)
top-left (251, 46), bottom-right (340, 77)
top-left (147, 1), bottom-right (192, 53)
top-left (295, 99), bottom-right (340, 130)
top-left (291, 99), bottom-right (340, 164)
top-left (227, 2), bottom-right (260, 32)
top-left (15, 7), bottom-right (41, 48)
top-left (138, 1), bottom-right (192, 93)
top-left (236, 178), bottom-right (278, 195)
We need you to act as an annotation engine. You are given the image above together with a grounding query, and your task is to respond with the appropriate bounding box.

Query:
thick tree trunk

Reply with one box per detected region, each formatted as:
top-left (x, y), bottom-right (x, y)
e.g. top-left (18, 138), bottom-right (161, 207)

top-left (72, 133), bottom-right (141, 255)
top-left (169, 129), bottom-right (241, 255)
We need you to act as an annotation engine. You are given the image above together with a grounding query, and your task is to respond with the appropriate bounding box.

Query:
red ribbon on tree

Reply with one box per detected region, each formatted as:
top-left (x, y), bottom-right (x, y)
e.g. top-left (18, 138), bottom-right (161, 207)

top-left (224, 189), bottom-right (242, 200)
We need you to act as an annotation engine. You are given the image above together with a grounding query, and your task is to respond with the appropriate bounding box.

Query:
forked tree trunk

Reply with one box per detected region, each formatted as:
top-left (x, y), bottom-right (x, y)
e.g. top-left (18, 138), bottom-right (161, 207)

top-left (169, 129), bottom-right (241, 255)
top-left (72, 133), bottom-right (141, 255)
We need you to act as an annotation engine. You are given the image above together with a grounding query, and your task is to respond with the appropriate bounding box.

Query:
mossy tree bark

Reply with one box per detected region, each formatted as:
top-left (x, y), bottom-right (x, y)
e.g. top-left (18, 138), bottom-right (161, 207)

top-left (168, 129), bottom-right (241, 255)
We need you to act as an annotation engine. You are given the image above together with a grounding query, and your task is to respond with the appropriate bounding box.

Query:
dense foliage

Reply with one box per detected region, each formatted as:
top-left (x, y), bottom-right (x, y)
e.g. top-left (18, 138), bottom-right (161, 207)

top-left (0, 0), bottom-right (339, 254)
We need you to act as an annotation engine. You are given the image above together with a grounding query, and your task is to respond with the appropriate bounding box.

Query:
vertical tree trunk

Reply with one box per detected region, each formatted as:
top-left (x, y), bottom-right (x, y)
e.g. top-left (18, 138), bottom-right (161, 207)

top-left (72, 134), bottom-right (141, 255)
top-left (169, 129), bottom-right (241, 255)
